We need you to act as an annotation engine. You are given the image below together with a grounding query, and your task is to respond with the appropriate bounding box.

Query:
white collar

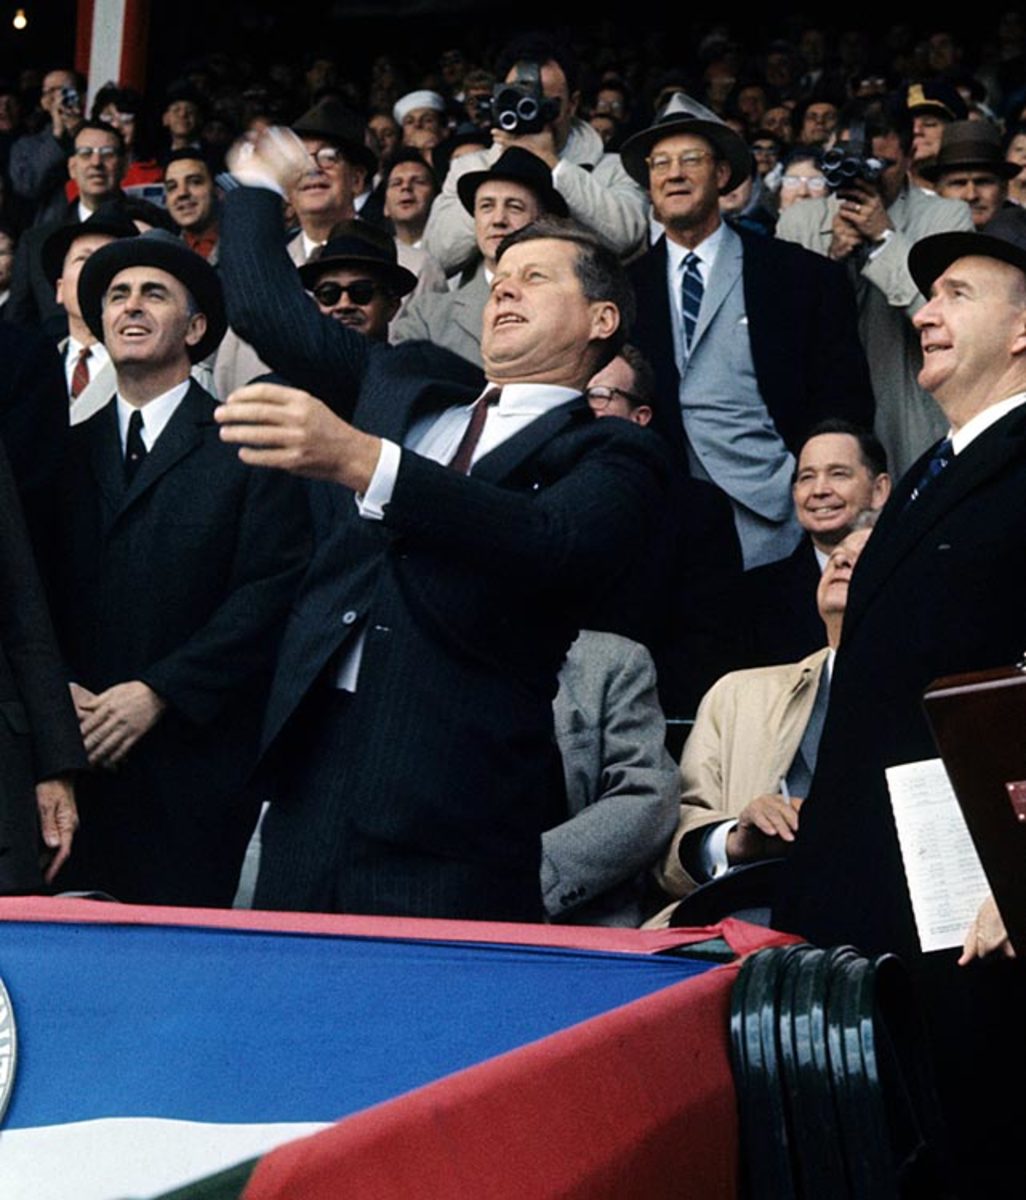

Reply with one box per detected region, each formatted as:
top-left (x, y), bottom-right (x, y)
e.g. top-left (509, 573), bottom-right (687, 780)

top-left (479, 382), bottom-right (580, 416)
top-left (115, 378), bottom-right (191, 452)
top-left (665, 220), bottom-right (726, 277)
top-left (951, 391), bottom-right (1026, 456)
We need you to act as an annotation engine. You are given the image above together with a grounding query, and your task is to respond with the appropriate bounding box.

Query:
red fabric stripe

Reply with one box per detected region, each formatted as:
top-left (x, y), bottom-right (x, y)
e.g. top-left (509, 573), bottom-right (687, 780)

top-left (118, 0), bottom-right (150, 92)
top-left (0, 897), bottom-right (795, 957)
top-left (244, 963), bottom-right (743, 1200)
top-left (75, 0), bottom-right (95, 77)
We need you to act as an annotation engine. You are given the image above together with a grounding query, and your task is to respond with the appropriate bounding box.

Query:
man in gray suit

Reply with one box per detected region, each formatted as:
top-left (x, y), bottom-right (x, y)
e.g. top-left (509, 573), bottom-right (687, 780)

top-left (391, 147), bottom-right (567, 366)
top-left (547, 630), bottom-right (679, 926)
top-left (624, 95), bottom-right (874, 569)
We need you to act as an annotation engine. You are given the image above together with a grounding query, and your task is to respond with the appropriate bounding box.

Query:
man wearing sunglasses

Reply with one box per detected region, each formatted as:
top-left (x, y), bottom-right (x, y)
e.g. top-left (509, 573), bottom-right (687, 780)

top-left (299, 221), bottom-right (416, 344)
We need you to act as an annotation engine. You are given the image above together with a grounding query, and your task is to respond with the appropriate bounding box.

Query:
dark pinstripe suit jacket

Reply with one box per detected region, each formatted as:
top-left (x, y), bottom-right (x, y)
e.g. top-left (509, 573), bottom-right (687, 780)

top-left (220, 188), bottom-right (671, 900)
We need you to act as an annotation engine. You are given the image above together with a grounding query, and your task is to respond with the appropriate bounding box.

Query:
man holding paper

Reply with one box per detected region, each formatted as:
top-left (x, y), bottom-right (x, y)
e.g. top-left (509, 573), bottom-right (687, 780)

top-left (774, 215), bottom-right (1026, 1195)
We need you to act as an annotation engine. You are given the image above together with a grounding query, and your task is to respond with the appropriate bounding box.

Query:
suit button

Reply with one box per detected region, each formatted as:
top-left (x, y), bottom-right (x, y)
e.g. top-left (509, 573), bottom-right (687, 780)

top-left (342, 610), bottom-right (358, 625)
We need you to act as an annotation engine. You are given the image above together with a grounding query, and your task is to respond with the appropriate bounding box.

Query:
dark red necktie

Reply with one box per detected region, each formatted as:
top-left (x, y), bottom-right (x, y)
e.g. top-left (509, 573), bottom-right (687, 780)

top-left (70, 346), bottom-right (91, 399)
top-left (448, 387), bottom-right (501, 475)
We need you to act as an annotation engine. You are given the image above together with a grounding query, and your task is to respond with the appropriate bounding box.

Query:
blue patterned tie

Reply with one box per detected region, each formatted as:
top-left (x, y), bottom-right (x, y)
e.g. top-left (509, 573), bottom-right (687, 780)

top-left (905, 437), bottom-right (953, 508)
top-left (681, 252), bottom-right (703, 355)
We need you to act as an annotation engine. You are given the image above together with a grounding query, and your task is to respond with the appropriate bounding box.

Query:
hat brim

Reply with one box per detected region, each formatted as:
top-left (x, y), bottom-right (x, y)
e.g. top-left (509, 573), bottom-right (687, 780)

top-left (298, 252), bottom-right (418, 297)
top-left (456, 166), bottom-right (569, 219)
top-left (78, 236), bottom-right (227, 362)
top-left (908, 231), bottom-right (1026, 298)
top-left (290, 123), bottom-right (378, 178)
top-left (620, 117), bottom-right (751, 194)
top-left (41, 216), bottom-right (140, 288)
top-left (920, 157), bottom-right (1020, 184)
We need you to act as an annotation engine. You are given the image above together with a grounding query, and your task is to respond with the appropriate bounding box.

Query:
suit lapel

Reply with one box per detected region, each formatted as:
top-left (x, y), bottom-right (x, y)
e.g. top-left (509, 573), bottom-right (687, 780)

top-left (688, 224), bottom-right (743, 356)
top-left (451, 269), bottom-right (488, 342)
top-left (123, 385), bottom-right (207, 508)
top-left (471, 397), bottom-right (590, 484)
top-left (95, 384), bottom-right (208, 530)
top-left (845, 407), bottom-right (1026, 635)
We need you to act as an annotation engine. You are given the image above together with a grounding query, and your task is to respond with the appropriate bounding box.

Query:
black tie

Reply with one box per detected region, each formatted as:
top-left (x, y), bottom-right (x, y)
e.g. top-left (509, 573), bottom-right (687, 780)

top-left (125, 409), bottom-right (147, 483)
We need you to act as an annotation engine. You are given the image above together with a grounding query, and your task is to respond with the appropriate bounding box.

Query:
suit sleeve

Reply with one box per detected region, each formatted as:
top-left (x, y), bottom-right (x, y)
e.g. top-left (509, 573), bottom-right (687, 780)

top-left (139, 466), bottom-right (311, 725)
top-left (655, 677), bottom-right (738, 898)
top-left (543, 637), bottom-right (679, 920)
top-left (0, 438), bottom-right (85, 780)
top-left (859, 196), bottom-right (973, 318)
top-left (219, 187), bottom-right (371, 415)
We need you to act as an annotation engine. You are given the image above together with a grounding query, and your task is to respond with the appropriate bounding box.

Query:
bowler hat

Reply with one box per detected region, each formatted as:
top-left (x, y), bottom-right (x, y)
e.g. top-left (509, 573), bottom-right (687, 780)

top-left (908, 215), bottom-right (1026, 298)
top-left (456, 146), bottom-right (568, 217)
top-left (291, 96), bottom-right (377, 179)
top-left (920, 121), bottom-right (1019, 183)
top-left (298, 219), bottom-right (417, 297)
top-left (619, 92), bottom-right (751, 194)
top-left (78, 229), bottom-right (227, 361)
top-left (41, 210), bottom-right (139, 287)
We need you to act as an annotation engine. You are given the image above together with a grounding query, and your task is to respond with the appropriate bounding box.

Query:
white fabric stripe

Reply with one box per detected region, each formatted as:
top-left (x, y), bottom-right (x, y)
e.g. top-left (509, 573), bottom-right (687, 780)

top-left (87, 0), bottom-right (127, 111)
top-left (0, 1116), bottom-right (329, 1200)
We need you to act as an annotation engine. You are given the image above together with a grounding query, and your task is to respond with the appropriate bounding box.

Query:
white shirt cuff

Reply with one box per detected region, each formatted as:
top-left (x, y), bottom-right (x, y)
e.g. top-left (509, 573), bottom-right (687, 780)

top-left (355, 438), bottom-right (401, 519)
top-left (696, 820), bottom-right (736, 880)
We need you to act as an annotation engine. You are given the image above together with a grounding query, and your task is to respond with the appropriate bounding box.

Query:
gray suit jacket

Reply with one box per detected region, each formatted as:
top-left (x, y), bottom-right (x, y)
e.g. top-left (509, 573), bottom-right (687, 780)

top-left (547, 631), bottom-right (679, 926)
top-left (390, 261), bottom-right (489, 367)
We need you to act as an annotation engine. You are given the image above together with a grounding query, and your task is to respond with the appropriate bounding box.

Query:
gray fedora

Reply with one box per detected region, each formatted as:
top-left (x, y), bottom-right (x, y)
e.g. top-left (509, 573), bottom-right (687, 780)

top-left (619, 93), bottom-right (751, 194)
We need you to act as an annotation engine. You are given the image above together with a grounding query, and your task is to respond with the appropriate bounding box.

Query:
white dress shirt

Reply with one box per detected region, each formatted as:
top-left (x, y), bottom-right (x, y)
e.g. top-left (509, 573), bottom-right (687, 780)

top-left (115, 379), bottom-right (191, 453)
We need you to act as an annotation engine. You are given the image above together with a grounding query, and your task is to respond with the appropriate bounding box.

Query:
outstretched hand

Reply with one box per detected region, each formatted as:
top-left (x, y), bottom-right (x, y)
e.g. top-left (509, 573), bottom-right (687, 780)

top-left (216, 382), bottom-right (382, 490)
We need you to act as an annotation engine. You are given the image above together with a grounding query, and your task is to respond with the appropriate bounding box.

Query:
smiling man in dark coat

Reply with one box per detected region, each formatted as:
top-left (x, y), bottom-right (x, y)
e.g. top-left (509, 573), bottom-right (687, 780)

top-left (774, 222), bottom-right (1026, 1196)
top-left (48, 232), bottom-right (309, 906)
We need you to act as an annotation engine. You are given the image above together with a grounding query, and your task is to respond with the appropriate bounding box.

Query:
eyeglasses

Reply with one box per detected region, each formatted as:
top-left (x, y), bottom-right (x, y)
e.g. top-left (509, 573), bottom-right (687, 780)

top-left (309, 146), bottom-right (347, 171)
top-left (781, 174), bottom-right (827, 192)
top-left (73, 146), bottom-right (120, 161)
top-left (312, 279), bottom-right (385, 306)
top-left (585, 385), bottom-right (643, 410)
top-left (646, 150), bottom-right (716, 176)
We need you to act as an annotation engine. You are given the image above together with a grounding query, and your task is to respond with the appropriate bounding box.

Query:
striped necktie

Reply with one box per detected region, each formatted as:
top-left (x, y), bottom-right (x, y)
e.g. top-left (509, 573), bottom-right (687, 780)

top-left (681, 252), bottom-right (704, 354)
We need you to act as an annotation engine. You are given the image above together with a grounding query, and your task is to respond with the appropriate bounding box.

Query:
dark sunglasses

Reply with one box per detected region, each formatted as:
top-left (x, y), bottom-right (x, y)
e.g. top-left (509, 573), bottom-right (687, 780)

top-left (312, 279), bottom-right (384, 306)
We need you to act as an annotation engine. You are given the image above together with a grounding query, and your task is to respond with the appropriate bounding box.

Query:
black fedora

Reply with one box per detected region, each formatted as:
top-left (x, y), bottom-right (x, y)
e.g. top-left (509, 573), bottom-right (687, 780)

top-left (78, 229), bottom-right (227, 362)
top-left (297, 219), bottom-right (417, 297)
top-left (41, 210), bottom-right (139, 287)
top-left (619, 92), bottom-right (751, 194)
top-left (908, 214), bottom-right (1026, 299)
top-left (291, 96), bottom-right (377, 179)
top-left (456, 146), bottom-right (568, 218)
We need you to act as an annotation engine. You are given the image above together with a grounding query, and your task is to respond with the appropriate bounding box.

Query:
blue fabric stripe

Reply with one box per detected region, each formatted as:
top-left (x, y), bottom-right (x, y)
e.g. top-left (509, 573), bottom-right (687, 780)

top-left (0, 922), bottom-right (713, 1128)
